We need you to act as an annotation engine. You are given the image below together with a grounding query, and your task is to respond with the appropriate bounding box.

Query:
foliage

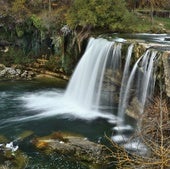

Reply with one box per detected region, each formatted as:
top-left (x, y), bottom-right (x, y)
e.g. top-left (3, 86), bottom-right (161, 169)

top-left (15, 26), bottom-right (24, 38)
top-left (30, 14), bottom-right (44, 31)
top-left (154, 17), bottom-right (170, 30)
top-left (0, 47), bottom-right (33, 66)
top-left (0, 0), bottom-right (169, 73)
top-left (45, 55), bottom-right (61, 72)
top-left (66, 0), bottom-right (136, 32)
top-left (51, 35), bottom-right (63, 55)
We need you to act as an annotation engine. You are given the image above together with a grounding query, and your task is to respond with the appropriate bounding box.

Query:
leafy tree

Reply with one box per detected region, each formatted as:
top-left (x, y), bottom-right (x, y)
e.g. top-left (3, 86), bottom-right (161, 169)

top-left (66, 0), bottom-right (135, 32)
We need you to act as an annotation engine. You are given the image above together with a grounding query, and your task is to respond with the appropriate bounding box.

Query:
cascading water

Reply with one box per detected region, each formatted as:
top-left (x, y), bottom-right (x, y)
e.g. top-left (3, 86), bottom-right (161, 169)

top-left (1, 36), bottom-right (165, 169)
top-left (117, 49), bottom-right (158, 126)
top-left (64, 38), bottom-right (122, 111)
top-left (19, 37), bottom-right (158, 128)
top-left (112, 48), bottom-right (158, 152)
top-left (19, 37), bottom-right (123, 121)
top-left (102, 43), bottom-right (122, 108)
top-left (117, 44), bottom-right (134, 122)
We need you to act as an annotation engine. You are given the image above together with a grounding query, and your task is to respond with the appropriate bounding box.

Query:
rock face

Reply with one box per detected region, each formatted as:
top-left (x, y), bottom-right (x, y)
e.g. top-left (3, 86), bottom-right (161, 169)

top-left (162, 52), bottom-right (170, 97)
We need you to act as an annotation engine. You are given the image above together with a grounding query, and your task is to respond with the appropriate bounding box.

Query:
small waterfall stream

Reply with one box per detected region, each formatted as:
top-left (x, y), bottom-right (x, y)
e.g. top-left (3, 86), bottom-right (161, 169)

top-left (117, 49), bottom-right (158, 125)
top-left (117, 44), bottom-right (134, 122)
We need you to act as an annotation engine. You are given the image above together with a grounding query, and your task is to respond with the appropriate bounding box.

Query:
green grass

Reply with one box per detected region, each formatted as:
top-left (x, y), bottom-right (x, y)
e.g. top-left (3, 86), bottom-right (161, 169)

top-left (131, 11), bottom-right (170, 33)
top-left (154, 17), bottom-right (170, 30)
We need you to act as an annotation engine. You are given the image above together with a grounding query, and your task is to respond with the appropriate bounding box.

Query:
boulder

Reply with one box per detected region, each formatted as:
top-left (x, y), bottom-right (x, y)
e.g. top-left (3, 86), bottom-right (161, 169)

top-left (0, 69), bottom-right (7, 77)
top-left (32, 132), bottom-right (109, 167)
top-left (0, 64), bottom-right (5, 70)
top-left (0, 65), bottom-right (35, 80)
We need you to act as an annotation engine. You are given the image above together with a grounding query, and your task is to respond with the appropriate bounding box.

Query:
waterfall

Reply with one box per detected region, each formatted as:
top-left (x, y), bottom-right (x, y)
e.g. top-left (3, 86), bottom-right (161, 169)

top-left (65, 37), bottom-right (158, 124)
top-left (118, 49), bottom-right (158, 125)
top-left (19, 36), bottom-right (159, 127)
top-left (118, 44), bottom-right (134, 121)
top-left (102, 43), bottom-right (122, 108)
top-left (64, 38), bottom-right (123, 111)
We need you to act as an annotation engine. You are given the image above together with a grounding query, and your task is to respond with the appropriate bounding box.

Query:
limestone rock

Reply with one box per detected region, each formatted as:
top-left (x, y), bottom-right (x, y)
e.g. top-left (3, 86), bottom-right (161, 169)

top-left (0, 64), bottom-right (5, 70)
top-left (0, 65), bottom-right (35, 80)
top-left (21, 70), bottom-right (28, 78)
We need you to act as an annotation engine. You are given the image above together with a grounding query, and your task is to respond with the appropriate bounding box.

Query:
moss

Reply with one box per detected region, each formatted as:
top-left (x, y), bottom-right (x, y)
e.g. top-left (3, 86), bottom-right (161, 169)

top-left (12, 151), bottom-right (28, 169)
top-left (0, 135), bottom-right (8, 143)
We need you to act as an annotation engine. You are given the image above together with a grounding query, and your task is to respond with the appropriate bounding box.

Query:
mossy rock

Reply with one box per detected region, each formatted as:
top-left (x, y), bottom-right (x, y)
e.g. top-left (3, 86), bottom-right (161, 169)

top-left (32, 131), bottom-right (109, 168)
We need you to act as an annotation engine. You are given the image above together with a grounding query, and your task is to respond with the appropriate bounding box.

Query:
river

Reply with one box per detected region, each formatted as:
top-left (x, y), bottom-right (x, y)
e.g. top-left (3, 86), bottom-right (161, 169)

top-left (0, 79), bottom-right (114, 168)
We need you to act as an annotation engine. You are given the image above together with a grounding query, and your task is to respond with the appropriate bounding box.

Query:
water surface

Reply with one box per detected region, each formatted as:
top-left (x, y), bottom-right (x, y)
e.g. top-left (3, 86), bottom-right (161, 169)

top-left (0, 79), bottom-right (114, 168)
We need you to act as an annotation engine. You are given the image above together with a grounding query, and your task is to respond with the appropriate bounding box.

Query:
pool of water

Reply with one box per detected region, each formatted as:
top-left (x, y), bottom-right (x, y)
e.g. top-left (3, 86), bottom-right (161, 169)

top-left (0, 79), bottom-right (115, 169)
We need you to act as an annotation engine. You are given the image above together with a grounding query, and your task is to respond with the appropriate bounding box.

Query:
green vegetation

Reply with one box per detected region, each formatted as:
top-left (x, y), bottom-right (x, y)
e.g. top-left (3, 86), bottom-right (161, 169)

top-left (155, 17), bottom-right (170, 31)
top-left (0, 0), bottom-right (170, 73)
top-left (45, 56), bottom-right (61, 72)
top-left (66, 0), bottom-right (136, 32)
top-left (0, 47), bottom-right (33, 66)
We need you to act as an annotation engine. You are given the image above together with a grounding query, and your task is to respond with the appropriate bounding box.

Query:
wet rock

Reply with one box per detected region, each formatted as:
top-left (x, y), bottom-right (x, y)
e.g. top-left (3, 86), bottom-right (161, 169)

top-left (164, 37), bottom-right (170, 41)
top-left (0, 135), bottom-right (28, 169)
top-left (32, 132), bottom-right (109, 167)
top-left (0, 67), bottom-right (19, 79)
top-left (126, 97), bottom-right (142, 119)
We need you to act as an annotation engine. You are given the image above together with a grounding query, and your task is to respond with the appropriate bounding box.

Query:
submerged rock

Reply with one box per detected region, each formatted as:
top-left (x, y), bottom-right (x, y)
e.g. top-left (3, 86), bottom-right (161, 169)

top-left (32, 132), bottom-right (109, 168)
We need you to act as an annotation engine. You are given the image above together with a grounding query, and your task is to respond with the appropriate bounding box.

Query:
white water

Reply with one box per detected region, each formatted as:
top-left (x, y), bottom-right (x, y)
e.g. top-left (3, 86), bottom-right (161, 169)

top-left (138, 51), bottom-right (157, 108)
top-left (12, 37), bottom-right (160, 156)
top-left (64, 38), bottom-right (115, 110)
top-left (118, 49), bottom-right (157, 125)
top-left (118, 44), bottom-right (134, 121)
top-left (17, 37), bottom-right (158, 135)
top-left (17, 38), bottom-right (123, 122)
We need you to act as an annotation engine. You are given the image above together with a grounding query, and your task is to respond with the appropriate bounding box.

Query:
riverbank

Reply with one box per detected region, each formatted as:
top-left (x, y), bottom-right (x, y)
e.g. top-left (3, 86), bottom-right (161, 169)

top-left (0, 59), bottom-right (69, 81)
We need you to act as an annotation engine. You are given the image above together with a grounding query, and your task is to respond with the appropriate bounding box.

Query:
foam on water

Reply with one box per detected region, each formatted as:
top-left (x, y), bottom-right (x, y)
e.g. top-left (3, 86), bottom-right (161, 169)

top-left (112, 125), bottom-right (133, 131)
top-left (111, 134), bottom-right (129, 143)
top-left (17, 90), bottom-right (116, 122)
